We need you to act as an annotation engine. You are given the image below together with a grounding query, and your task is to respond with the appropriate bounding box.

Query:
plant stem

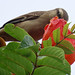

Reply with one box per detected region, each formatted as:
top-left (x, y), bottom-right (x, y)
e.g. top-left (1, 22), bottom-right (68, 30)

top-left (31, 53), bottom-right (38, 75)
top-left (56, 32), bottom-right (74, 46)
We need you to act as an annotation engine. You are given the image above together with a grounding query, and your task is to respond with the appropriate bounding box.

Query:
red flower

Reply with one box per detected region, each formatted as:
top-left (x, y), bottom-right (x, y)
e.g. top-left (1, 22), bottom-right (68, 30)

top-left (42, 16), bottom-right (75, 65)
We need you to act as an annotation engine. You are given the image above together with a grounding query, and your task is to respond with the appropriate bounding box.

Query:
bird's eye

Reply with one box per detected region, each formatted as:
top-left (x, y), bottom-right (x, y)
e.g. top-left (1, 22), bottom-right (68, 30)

top-left (57, 10), bottom-right (61, 18)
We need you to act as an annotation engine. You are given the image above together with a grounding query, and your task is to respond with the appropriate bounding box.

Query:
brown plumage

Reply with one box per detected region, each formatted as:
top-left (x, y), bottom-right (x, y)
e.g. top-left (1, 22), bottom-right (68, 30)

top-left (0, 8), bottom-right (68, 41)
top-left (0, 37), bottom-right (6, 47)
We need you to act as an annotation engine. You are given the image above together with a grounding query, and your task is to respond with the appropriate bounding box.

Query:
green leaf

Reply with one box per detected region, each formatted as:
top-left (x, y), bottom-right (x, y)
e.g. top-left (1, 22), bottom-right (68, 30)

top-left (28, 43), bottom-right (40, 53)
top-left (33, 66), bottom-right (67, 75)
top-left (5, 42), bottom-right (20, 50)
top-left (1, 41), bottom-right (37, 63)
top-left (4, 23), bottom-right (28, 41)
top-left (67, 34), bottom-right (75, 39)
top-left (19, 35), bottom-right (34, 48)
top-left (0, 46), bottom-right (5, 51)
top-left (3, 50), bottom-right (33, 74)
top-left (63, 23), bottom-right (70, 36)
top-left (59, 40), bottom-right (74, 51)
top-left (4, 23), bottom-right (36, 45)
top-left (43, 37), bottom-right (52, 47)
top-left (53, 28), bottom-right (60, 43)
top-left (57, 40), bottom-right (74, 54)
top-left (0, 56), bottom-right (26, 75)
top-left (39, 46), bottom-right (65, 63)
top-left (0, 67), bottom-right (12, 75)
top-left (71, 24), bottom-right (75, 32)
top-left (37, 56), bottom-right (70, 75)
top-left (0, 60), bottom-right (13, 73)
top-left (57, 44), bottom-right (73, 54)
top-left (15, 48), bottom-right (36, 64)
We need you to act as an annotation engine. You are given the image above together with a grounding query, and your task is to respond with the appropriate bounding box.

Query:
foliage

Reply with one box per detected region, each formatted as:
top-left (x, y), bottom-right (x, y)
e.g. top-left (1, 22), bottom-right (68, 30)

top-left (42, 16), bottom-right (75, 65)
top-left (0, 22), bottom-right (75, 75)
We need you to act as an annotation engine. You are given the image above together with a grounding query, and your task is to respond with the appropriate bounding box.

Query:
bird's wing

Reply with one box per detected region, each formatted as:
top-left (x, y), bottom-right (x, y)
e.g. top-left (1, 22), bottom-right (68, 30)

top-left (1, 11), bottom-right (45, 29)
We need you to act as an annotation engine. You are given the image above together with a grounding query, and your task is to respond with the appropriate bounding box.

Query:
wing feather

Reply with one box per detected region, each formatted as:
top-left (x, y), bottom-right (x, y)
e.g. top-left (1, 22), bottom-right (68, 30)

top-left (1, 11), bottom-right (45, 29)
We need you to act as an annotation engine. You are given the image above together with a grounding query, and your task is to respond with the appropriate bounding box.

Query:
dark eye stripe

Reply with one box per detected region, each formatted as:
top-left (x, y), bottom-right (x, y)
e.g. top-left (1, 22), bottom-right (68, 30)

top-left (57, 9), bottom-right (61, 18)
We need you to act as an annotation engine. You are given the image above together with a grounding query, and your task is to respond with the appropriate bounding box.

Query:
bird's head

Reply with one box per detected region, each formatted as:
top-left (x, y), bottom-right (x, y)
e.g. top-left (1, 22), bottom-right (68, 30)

top-left (48, 8), bottom-right (69, 21)
top-left (55, 8), bottom-right (68, 21)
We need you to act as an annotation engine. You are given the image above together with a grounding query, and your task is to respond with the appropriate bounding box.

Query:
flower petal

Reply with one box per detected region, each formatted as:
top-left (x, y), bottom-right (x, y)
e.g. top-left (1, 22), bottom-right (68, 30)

top-left (42, 16), bottom-right (75, 65)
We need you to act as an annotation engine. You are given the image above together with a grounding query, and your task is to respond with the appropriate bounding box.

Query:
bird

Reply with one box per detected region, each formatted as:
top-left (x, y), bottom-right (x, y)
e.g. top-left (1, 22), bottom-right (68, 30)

top-left (0, 8), bottom-right (68, 41)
